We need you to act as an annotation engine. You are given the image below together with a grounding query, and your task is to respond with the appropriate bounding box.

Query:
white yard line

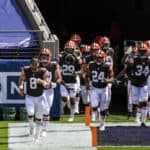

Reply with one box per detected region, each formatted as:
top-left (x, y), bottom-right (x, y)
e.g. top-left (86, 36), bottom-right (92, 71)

top-left (8, 123), bottom-right (96, 150)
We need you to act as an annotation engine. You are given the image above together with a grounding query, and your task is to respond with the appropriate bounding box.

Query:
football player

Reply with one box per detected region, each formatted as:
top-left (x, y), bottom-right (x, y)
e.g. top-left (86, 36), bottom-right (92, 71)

top-left (116, 42), bottom-right (137, 119)
top-left (86, 50), bottom-right (114, 130)
top-left (144, 40), bottom-right (150, 119)
top-left (39, 48), bottom-right (62, 137)
top-left (19, 57), bottom-right (50, 142)
top-left (125, 42), bottom-right (150, 127)
top-left (59, 49), bottom-right (81, 122)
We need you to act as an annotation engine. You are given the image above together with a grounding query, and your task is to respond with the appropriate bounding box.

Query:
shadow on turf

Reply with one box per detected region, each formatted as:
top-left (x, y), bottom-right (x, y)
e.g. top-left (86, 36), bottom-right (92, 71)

top-left (0, 126), bottom-right (8, 129)
top-left (46, 128), bottom-right (89, 133)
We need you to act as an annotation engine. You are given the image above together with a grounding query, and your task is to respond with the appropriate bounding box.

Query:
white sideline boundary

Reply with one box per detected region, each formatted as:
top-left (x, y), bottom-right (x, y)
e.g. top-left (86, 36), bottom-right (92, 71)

top-left (8, 123), bottom-right (96, 150)
top-left (90, 122), bottom-right (150, 127)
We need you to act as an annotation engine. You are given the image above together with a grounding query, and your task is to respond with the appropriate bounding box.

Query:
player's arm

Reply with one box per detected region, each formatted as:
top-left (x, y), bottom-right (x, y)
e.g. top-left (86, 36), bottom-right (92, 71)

top-left (121, 54), bottom-right (129, 64)
top-left (55, 63), bottom-right (62, 84)
top-left (75, 63), bottom-right (88, 75)
top-left (37, 70), bottom-right (51, 88)
top-left (115, 67), bottom-right (126, 79)
top-left (104, 65), bottom-right (114, 83)
top-left (18, 68), bottom-right (25, 96)
top-left (84, 64), bottom-right (91, 90)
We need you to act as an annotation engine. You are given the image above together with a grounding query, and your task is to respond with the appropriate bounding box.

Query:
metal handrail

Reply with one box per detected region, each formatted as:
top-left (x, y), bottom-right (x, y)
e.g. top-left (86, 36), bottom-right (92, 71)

top-left (0, 30), bottom-right (42, 33)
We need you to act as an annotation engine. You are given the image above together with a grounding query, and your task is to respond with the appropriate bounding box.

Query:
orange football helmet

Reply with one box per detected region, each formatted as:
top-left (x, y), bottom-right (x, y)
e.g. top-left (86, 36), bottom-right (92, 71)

top-left (64, 40), bottom-right (77, 49)
top-left (64, 40), bottom-right (77, 53)
top-left (100, 36), bottom-right (111, 49)
top-left (144, 40), bottom-right (150, 49)
top-left (137, 42), bottom-right (148, 53)
top-left (93, 49), bottom-right (106, 62)
top-left (81, 45), bottom-right (91, 53)
top-left (70, 33), bottom-right (81, 45)
top-left (39, 48), bottom-right (52, 65)
top-left (90, 42), bottom-right (101, 51)
top-left (40, 48), bottom-right (52, 56)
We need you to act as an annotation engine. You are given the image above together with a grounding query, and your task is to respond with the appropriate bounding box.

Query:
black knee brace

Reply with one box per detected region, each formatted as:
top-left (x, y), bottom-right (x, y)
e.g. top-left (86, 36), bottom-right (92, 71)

top-left (92, 107), bottom-right (98, 111)
top-left (28, 115), bottom-right (34, 119)
top-left (132, 104), bottom-right (138, 111)
top-left (139, 101), bottom-right (147, 108)
top-left (70, 98), bottom-right (75, 105)
top-left (100, 109), bottom-right (109, 116)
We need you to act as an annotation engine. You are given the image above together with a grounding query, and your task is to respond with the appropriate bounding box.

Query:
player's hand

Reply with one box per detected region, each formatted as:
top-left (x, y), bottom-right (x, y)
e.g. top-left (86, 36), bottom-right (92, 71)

top-left (127, 58), bottom-right (134, 64)
top-left (19, 89), bottom-right (24, 96)
top-left (112, 79), bottom-right (121, 86)
top-left (73, 71), bottom-right (80, 75)
top-left (103, 78), bottom-right (114, 83)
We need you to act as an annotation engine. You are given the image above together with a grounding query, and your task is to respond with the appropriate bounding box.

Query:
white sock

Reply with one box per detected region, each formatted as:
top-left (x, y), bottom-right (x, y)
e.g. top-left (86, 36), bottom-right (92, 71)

top-left (42, 115), bottom-right (49, 131)
top-left (70, 107), bottom-right (75, 118)
top-left (91, 110), bottom-right (96, 121)
top-left (28, 117), bottom-right (34, 129)
top-left (128, 104), bottom-right (133, 113)
top-left (35, 121), bottom-right (42, 139)
top-left (75, 101), bottom-right (79, 111)
top-left (100, 115), bottom-right (106, 125)
top-left (141, 107), bottom-right (147, 123)
top-left (136, 112), bottom-right (141, 121)
top-left (61, 101), bottom-right (66, 114)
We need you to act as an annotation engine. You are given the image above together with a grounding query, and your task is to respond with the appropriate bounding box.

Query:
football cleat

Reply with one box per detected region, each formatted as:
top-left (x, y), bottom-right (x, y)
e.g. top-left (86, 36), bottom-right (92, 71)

top-left (68, 117), bottom-right (74, 122)
top-left (41, 130), bottom-right (47, 137)
top-left (99, 124), bottom-right (105, 131)
top-left (74, 109), bottom-right (79, 114)
top-left (34, 137), bottom-right (40, 143)
top-left (135, 117), bottom-right (140, 124)
top-left (141, 122), bottom-right (147, 128)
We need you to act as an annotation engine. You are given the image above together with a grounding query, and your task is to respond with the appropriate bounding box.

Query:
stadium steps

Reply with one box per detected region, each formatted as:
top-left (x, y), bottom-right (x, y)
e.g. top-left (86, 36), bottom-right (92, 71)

top-left (8, 123), bottom-right (96, 150)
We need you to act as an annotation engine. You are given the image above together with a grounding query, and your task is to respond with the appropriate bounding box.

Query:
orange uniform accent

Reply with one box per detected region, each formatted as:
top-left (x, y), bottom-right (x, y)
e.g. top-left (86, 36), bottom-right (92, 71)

top-left (85, 106), bottom-right (90, 126)
top-left (91, 126), bottom-right (97, 147)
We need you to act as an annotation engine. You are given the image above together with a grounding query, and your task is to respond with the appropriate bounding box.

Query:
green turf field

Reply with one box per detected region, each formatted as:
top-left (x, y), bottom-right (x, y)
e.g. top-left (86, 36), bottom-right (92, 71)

top-left (0, 121), bottom-right (8, 150)
top-left (1, 114), bottom-right (150, 150)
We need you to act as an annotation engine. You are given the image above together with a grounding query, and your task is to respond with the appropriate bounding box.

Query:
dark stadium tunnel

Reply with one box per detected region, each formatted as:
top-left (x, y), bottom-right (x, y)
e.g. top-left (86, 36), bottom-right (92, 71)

top-left (35, 0), bottom-right (150, 41)
top-left (34, 0), bottom-right (121, 45)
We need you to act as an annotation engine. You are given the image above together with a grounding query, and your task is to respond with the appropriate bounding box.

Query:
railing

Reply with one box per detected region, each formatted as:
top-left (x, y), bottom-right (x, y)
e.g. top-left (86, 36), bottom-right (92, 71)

top-left (0, 46), bottom-right (40, 59)
top-left (0, 30), bottom-right (42, 59)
